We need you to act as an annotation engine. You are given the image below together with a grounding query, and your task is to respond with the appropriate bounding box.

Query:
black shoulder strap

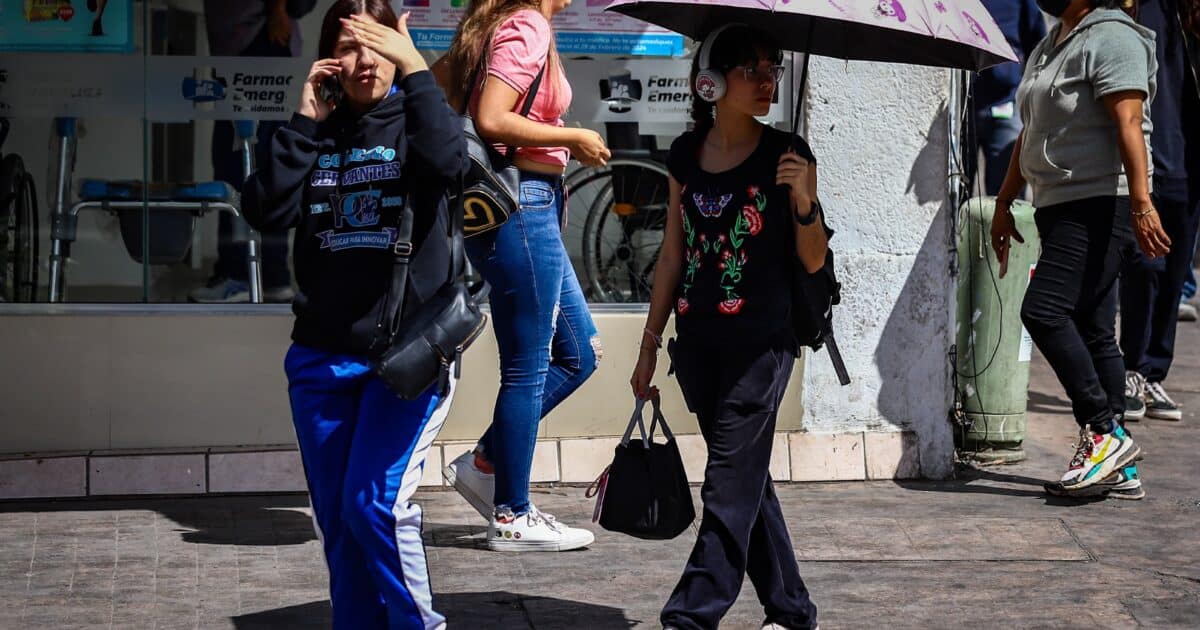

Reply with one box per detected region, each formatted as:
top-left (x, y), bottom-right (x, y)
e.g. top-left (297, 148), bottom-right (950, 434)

top-left (381, 197), bottom-right (416, 341)
top-left (377, 175), bottom-right (467, 344)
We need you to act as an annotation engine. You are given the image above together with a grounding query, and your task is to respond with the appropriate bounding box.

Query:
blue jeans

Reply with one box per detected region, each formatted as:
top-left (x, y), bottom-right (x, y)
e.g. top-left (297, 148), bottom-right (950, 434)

top-left (1184, 244), bottom-right (1198, 301)
top-left (285, 344), bottom-right (454, 629)
top-left (465, 172), bottom-right (600, 516)
top-left (1120, 190), bottom-right (1200, 382)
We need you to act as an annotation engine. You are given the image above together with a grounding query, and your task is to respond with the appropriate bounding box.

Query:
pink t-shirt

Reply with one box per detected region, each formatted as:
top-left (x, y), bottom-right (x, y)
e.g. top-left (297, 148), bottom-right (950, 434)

top-left (468, 10), bottom-right (572, 168)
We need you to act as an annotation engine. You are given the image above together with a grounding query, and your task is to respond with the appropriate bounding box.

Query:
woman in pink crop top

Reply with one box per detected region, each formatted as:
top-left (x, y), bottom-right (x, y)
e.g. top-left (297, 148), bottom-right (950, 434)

top-left (434, 0), bottom-right (610, 553)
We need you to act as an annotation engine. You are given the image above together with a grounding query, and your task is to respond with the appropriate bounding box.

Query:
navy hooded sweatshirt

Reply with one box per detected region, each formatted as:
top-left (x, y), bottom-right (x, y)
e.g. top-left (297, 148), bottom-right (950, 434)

top-left (242, 70), bottom-right (466, 356)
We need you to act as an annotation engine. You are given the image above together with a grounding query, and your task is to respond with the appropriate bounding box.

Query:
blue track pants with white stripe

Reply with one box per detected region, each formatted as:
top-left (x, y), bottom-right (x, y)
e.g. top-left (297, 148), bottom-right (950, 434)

top-left (285, 344), bottom-right (453, 630)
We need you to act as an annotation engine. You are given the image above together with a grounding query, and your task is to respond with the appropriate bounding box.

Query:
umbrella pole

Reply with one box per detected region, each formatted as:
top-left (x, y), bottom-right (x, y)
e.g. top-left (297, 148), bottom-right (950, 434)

top-left (790, 20), bottom-right (815, 137)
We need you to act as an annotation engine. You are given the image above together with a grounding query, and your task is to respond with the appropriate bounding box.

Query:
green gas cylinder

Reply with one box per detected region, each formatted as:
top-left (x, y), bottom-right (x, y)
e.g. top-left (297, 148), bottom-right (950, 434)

top-left (955, 197), bottom-right (1040, 463)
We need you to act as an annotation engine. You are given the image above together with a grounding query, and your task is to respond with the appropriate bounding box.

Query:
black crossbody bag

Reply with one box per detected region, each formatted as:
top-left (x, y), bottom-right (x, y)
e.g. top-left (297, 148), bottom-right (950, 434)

top-left (372, 179), bottom-right (488, 400)
top-left (458, 46), bottom-right (545, 238)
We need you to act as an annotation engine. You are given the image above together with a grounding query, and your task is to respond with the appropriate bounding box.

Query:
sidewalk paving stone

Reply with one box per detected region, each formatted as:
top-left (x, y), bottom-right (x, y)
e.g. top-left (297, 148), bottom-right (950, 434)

top-left (2, 325), bottom-right (1200, 628)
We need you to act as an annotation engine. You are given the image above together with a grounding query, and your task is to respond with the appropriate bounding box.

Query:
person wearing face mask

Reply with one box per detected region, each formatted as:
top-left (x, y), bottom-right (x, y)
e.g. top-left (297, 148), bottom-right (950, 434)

top-left (241, 1), bottom-right (466, 627)
top-left (991, 0), bottom-right (1167, 498)
top-left (632, 24), bottom-right (824, 630)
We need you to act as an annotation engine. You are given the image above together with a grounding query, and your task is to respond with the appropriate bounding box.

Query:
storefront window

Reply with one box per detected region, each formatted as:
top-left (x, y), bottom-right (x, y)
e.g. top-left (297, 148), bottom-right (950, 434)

top-left (0, 1), bottom-right (790, 307)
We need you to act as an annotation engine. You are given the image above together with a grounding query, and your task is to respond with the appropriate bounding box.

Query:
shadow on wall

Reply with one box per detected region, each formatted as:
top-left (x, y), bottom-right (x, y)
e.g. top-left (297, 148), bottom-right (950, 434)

top-left (873, 105), bottom-right (954, 479)
top-left (229, 592), bottom-right (637, 629)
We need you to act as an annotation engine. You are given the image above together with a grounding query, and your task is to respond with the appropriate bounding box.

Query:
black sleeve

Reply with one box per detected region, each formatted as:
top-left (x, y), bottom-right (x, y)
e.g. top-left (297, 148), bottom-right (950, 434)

top-left (666, 131), bottom-right (696, 182)
top-left (399, 70), bottom-right (467, 182)
top-left (790, 133), bottom-right (817, 164)
top-left (241, 113), bottom-right (322, 233)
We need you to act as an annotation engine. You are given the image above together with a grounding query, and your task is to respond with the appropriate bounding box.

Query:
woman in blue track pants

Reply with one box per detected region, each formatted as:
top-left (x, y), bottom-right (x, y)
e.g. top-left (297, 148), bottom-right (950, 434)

top-left (241, 1), bottom-right (466, 628)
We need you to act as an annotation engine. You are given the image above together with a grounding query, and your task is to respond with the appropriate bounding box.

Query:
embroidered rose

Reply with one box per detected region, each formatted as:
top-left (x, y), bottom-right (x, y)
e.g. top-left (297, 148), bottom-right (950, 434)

top-left (746, 185), bottom-right (760, 197)
top-left (742, 206), bottom-right (763, 236)
top-left (676, 298), bottom-right (690, 315)
top-left (717, 298), bottom-right (745, 315)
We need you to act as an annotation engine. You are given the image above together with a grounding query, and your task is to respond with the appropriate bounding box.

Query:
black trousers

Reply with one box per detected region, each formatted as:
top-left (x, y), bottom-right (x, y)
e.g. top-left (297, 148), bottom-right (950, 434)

top-left (1021, 196), bottom-right (1137, 429)
top-left (661, 332), bottom-right (818, 630)
top-left (1119, 190), bottom-right (1200, 383)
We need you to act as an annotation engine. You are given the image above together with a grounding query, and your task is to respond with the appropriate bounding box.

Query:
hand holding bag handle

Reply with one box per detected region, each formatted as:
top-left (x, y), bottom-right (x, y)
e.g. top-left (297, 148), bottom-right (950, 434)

top-left (620, 392), bottom-right (676, 449)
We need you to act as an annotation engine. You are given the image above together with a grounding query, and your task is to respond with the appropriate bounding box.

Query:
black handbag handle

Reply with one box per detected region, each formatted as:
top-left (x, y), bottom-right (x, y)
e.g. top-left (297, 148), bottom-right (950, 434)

top-left (621, 393), bottom-right (675, 448)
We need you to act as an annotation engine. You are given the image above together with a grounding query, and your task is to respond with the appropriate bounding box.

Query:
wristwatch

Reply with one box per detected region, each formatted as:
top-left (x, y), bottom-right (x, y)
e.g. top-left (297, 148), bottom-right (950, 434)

top-left (794, 198), bottom-right (821, 226)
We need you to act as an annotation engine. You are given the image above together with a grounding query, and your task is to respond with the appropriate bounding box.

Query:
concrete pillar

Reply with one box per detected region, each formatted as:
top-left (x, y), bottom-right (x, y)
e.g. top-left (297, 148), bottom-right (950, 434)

top-left (801, 59), bottom-right (955, 479)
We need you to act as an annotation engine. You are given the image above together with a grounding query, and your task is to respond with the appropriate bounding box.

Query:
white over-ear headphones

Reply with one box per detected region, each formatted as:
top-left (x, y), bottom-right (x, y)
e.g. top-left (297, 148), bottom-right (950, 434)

top-left (693, 23), bottom-right (743, 103)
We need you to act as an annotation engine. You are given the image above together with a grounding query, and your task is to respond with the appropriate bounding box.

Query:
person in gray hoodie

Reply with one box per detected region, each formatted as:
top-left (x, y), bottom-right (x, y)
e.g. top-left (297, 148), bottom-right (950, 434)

top-left (990, 0), bottom-right (1170, 498)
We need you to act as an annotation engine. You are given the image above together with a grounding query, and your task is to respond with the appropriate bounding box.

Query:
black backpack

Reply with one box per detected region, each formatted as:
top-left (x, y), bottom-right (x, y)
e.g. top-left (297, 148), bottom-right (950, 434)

top-left (788, 194), bottom-right (849, 386)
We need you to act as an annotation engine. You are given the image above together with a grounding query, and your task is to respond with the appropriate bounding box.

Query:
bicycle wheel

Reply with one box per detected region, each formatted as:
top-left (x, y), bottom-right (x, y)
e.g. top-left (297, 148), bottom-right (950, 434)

top-left (566, 159), bottom-right (669, 303)
top-left (1, 154), bottom-right (38, 302)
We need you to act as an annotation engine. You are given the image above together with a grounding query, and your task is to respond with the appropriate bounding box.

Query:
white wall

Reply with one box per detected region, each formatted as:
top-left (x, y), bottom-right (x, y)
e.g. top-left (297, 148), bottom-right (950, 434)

top-left (801, 60), bottom-right (955, 479)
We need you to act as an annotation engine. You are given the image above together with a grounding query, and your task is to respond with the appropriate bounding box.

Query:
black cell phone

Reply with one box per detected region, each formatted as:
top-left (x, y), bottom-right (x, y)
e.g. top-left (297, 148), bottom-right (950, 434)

top-left (320, 75), bottom-right (343, 106)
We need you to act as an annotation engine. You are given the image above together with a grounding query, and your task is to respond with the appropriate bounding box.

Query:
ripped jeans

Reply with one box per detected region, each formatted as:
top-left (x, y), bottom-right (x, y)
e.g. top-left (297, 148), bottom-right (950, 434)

top-left (465, 172), bottom-right (601, 516)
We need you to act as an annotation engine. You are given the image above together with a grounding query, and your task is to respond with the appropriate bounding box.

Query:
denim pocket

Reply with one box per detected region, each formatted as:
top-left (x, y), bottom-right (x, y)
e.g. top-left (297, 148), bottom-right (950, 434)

top-left (519, 179), bottom-right (556, 211)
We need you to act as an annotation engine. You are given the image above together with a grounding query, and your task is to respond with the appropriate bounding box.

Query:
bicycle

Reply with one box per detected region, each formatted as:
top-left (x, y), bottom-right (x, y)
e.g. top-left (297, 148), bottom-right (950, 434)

top-left (0, 116), bottom-right (39, 303)
top-left (565, 151), bottom-right (670, 304)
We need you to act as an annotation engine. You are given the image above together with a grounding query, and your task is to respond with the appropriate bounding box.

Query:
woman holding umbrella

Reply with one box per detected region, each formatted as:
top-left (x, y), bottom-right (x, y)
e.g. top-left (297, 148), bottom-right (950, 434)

top-left (630, 23), bottom-right (824, 630)
top-left (991, 0), bottom-right (1168, 496)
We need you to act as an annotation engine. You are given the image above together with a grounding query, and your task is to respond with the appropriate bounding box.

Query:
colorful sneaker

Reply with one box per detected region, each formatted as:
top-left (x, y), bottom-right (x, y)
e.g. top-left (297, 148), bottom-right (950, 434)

top-left (188, 277), bottom-right (249, 303)
top-left (1058, 423), bottom-right (1141, 491)
top-left (487, 506), bottom-right (595, 552)
top-left (1124, 371), bottom-right (1146, 422)
top-left (1144, 381), bottom-right (1182, 421)
top-left (443, 450), bottom-right (494, 521)
top-left (1108, 464), bottom-right (1145, 500)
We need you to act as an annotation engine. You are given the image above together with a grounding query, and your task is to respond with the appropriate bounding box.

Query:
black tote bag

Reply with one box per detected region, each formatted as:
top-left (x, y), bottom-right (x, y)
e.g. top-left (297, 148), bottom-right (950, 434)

top-left (587, 395), bottom-right (695, 540)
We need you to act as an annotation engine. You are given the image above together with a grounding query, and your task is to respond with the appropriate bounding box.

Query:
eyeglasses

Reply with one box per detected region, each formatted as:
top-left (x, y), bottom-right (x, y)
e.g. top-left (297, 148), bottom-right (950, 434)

top-left (737, 64), bottom-right (786, 84)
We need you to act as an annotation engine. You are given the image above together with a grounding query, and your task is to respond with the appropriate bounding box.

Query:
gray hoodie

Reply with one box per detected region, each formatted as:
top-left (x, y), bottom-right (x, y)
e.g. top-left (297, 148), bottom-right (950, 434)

top-left (1016, 9), bottom-right (1158, 208)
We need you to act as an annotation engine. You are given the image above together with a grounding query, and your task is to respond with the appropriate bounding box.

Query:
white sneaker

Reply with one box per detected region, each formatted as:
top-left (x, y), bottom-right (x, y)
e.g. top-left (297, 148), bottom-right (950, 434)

top-left (487, 506), bottom-right (595, 552)
top-left (1145, 381), bottom-right (1183, 421)
top-left (1124, 371), bottom-right (1146, 422)
top-left (1179, 302), bottom-right (1197, 321)
top-left (264, 285), bottom-right (295, 303)
top-left (443, 450), bottom-right (494, 521)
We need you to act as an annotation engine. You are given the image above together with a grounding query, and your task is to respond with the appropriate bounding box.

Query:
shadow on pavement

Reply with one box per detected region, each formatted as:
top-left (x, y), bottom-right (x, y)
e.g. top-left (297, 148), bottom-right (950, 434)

top-left (1027, 390), bottom-right (1072, 413)
top-left (423, 521), bottom-right (488, 550)
top-left (0, 494), bottom-right (318, 546)
top-left (229, 592), bottom-right (636, 629)
top-left (893, 465), bottom-right (1109, 506)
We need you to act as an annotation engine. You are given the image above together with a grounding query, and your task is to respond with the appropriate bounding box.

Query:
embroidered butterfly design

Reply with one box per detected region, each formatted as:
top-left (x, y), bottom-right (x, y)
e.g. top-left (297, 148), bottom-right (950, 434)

top-left (693, 193), bottom-right (733, 218)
